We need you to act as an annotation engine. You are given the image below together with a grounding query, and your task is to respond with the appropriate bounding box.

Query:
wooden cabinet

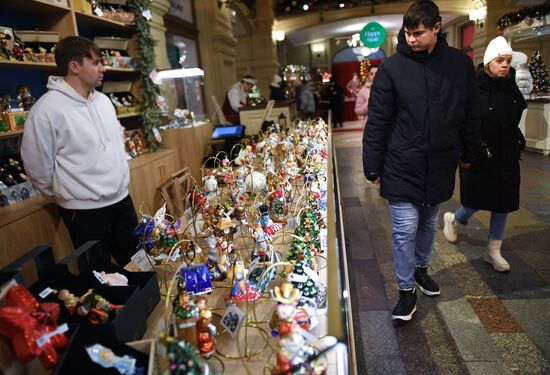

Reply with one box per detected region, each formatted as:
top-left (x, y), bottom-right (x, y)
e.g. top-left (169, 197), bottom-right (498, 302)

top-left (163, 121), bottom-right (213, 181)
top-left (0, 149), bottom-right (181, 269)
top-left (239, 100), bottom-right (297, 135)
top-left (128, 149), bottom-right (179, 214)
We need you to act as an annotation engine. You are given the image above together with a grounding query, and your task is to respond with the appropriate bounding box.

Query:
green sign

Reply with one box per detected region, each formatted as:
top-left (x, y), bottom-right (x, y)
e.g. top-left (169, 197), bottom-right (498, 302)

top-left (360, 22), bottom-right (386, 48)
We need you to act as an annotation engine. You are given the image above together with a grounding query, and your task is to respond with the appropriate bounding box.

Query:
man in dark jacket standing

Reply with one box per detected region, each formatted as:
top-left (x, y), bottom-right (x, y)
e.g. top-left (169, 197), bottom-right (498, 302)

top-left (363, 0), bottom-right (480, 321)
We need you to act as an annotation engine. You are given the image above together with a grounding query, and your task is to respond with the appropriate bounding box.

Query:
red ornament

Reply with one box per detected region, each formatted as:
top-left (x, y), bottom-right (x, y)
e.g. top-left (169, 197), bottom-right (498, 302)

top-left (0, 285), bottom-right (68, 368)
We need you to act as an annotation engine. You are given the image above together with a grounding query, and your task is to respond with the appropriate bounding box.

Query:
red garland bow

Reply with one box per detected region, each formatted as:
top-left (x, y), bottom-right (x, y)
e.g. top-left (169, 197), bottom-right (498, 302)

top-left (0, 285), bottom-right (68, 368)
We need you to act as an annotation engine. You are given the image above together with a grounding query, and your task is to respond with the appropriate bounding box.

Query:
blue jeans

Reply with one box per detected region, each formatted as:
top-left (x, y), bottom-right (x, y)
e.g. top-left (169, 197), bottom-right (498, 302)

top-left (389, 201), bottom-right (440, 290)
top-left (454, 206), bottom-right (508, 240)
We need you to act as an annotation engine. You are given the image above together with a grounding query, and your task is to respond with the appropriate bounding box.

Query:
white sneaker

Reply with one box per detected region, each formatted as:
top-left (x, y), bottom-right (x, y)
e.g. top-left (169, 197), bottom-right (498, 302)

top-left (485, 239), bottom-right (510, 272)
top-left (443, 212), bottom-right (458, 243)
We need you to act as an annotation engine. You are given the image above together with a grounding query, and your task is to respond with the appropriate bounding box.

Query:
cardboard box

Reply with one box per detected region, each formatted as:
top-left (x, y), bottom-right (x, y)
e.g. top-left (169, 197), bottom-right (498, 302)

top-left (3, 111), bottom-right (28, 131)
top-left (127, 339), bottom-right (155, 375)
top-left (60, 241), bottom-right (161, 317)
top-left (72, 0), bottom-right (92, 13)
top-left (102, 80), bottom-right (141, 115)
top-left (43, 0), bottom-right (69, 7)
top-left (95, 36), bottom-right (138, 69)
top-left (0, 26), bottom-right (14, 60)
top-left (15, 30), bottom-right (59, 44)
top-left (1, 245), bottom-right (148, 342)
top-left (54, 326), bottom-right (150, 375)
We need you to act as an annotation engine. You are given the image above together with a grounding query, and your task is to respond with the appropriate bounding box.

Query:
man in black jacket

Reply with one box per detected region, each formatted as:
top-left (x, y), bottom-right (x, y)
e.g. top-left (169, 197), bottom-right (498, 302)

top-left (362, 0), bottom-right (480, 321)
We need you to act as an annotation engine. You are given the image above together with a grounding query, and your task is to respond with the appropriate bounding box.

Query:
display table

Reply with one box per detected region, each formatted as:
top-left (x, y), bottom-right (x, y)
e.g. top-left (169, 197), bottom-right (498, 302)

top-left (239, 100), bottom-right (297, 135)
top-left (519, 99), bottom-right (550, 155)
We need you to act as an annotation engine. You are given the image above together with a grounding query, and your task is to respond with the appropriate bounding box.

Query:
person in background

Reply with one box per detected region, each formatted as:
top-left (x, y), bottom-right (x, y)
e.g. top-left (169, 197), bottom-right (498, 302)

top-left (222, 75), bottom-right (256, 125)
top-left (269, 74), bottom-right (286, 101)
top-left (328, 77), bottom-right (345, 127)
top-left (346, 72), bottom-right (361, 97)
top-left (21, 36), bottom-right (138, 265)
top-left (443, 36), bottom-right (527, 272)
top-left (299, 80), bottom-right (315, 119)
top-left (362, 0), bottom-right (480, 322)
top-left (354, 65), bottom-right (378, 128)
top-left (293, 79), bottom-right (303, 114)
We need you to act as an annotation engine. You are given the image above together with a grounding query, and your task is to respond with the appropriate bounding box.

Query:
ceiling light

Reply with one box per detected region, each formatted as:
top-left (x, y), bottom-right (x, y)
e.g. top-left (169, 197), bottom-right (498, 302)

top-left (158, 68), bottom-right (204, 79)
top-left (273, 30), bottom-right (286, 42)
top-left (339, 3), bottom-right (344, 8)
top-left (303, 4), bottom-right (309, 11)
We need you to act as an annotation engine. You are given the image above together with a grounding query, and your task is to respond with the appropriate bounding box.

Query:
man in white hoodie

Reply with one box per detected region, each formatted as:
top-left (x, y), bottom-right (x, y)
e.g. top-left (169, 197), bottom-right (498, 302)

top-left (21, 36), bottom-right (138, 265)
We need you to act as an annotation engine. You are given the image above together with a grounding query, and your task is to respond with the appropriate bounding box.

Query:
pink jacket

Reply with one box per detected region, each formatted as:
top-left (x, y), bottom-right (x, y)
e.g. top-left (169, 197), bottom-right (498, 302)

top-left (354, 83), bottom-right (372, 127)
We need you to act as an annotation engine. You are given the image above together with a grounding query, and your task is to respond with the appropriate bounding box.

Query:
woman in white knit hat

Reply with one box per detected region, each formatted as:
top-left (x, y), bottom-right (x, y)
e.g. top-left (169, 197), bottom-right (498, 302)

top-left (443, 36), bottom-right (527, 272)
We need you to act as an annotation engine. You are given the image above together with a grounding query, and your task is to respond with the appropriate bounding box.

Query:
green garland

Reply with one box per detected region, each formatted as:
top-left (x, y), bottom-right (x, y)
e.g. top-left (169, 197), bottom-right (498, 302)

top-left (128, 0), bottom-right (163, 151)
top-left (497, 2), bottom-right (550, 31)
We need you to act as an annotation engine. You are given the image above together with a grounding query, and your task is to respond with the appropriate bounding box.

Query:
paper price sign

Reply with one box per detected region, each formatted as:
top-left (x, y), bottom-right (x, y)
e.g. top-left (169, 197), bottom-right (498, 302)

top-left (220, 305), bottom-right (245, 337)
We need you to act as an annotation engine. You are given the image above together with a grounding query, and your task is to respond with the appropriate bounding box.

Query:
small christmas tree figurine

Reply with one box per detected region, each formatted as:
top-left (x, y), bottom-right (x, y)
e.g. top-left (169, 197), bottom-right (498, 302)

top-left (529, 50), bottom-right (550, 95)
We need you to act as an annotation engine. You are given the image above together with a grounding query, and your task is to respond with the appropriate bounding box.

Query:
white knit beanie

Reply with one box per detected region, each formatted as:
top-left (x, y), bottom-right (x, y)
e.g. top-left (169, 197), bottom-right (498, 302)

top-left (483, 36), bottom-right (525, 67)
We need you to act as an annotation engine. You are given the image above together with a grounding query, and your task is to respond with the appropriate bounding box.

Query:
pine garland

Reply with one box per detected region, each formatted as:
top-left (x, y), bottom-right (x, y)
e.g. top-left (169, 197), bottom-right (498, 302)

top-left (497, 2), bottom-right (550, 31)
top-left (128, 0), bottom-right (163, 151)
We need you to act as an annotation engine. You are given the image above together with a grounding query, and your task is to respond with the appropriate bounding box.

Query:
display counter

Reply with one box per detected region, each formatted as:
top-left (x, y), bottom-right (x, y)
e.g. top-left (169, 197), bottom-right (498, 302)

top-left (519, 99), bottom-right (550, 155)
top-left (163, 121), bottom-right (214, 181)
top-left (239, 100), bottom-right (297, 135)
top-left (0, 119), bottom-right (357, 374)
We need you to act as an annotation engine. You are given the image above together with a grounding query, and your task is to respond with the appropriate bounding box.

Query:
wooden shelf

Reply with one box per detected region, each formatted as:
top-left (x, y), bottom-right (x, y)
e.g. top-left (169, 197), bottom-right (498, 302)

top-left (0, 129), bottom-right (24, 139)
top-left (0, 60), bottom-right (57, 71)
top-left (8, 0), bottom-right (71, 14)
top-left (0, 194), bottom-right (51, 228)
top-left (117, 112), bottom-right (141, 119)
top-left (75, 10), bottom-right (135, 33)
top-left (105, 67), bottom-right (140, 73)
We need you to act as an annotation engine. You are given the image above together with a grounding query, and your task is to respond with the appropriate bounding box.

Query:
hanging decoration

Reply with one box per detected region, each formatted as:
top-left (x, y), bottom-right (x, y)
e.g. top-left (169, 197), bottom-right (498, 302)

top-left (528, 50), bottom-right (550, 95)
top-left (128, 0), bottom-right (163, 151)
top-left (497, 3), bottom-right (550, 31)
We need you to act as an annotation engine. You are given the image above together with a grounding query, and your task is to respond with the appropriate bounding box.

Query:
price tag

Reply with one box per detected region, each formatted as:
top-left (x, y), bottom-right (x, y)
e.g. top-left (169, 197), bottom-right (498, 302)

top-left (93, 7), bottom-right (103, 16)
top-left (36, 323), bottom-right (68, 347)
top-left (130, 249), bottom-right (153, 271)
top-left (92, 271), bottom-right (107, 284)
top-left (320, 228), bottom-right (328, 253)
top-left (39, 287), bottom-right (54, 299)
top-left (288, 273), bottom-right (308, 283)
top-left (248, 258), bottom-right (259, 271)
top-left (170, 247), bottom-right (181, 262)
top-left (220, 305), bottom-right (245, 338)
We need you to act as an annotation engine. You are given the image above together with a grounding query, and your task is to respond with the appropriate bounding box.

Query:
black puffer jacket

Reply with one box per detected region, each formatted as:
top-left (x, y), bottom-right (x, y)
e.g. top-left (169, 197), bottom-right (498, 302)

top-left (459, 71), bottom-right (527, 213)
top-left (363, 30), bottom-right (480, 206)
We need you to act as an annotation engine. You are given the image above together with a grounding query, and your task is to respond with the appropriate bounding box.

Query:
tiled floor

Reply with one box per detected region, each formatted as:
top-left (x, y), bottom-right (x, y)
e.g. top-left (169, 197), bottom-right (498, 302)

top-left (335, 129), bottom-right (550, 375)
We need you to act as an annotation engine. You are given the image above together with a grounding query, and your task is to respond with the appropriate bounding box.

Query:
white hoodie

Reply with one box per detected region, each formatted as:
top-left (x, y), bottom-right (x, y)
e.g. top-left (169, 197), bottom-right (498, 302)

top-left (21, 76), bottom-right (130, 209)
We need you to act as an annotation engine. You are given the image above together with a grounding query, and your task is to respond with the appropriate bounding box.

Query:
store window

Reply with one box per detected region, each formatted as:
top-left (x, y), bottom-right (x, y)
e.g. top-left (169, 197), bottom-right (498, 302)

top-left (162, 1), bottom-right (206, 121)
top-left (169, 0), bottom-right (194, 24)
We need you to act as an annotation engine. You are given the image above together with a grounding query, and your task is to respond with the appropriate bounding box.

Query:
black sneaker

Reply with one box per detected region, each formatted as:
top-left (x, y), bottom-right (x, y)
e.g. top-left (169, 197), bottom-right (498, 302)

top-left (414, 265), bottom-right (441, 296)
top-left (392, 288), bottom-right (417, 321)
